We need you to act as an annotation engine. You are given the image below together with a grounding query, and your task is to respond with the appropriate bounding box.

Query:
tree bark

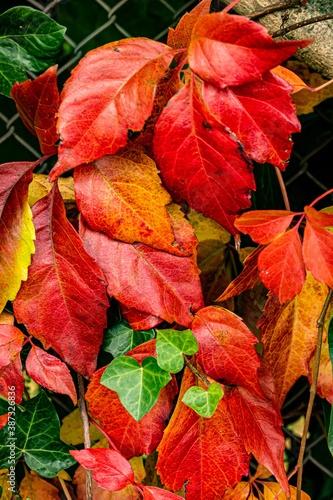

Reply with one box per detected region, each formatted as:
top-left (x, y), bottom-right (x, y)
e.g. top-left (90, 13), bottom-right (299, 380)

top-left (221, 0), bottom-right (333, 79)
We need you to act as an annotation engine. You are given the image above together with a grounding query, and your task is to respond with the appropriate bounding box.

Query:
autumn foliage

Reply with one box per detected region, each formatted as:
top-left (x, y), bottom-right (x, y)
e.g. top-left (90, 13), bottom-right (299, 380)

top-left (0, 1), bottom-right (333, 499)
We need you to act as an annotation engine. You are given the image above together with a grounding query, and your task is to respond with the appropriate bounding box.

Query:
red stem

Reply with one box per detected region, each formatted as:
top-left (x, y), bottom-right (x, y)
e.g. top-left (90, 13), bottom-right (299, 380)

top-left (222, 0), bottom-right (243, 13)
top-left (88, 416), bottom-right (119, 452)
top-left (23, 335), bottom-right (33, 346)
top-left (309, 187), bottom-right (333, 207)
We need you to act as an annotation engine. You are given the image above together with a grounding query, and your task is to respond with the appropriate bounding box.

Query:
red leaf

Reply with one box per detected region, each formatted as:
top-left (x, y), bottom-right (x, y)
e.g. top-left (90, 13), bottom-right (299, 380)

top-left (11, 65), bottom-right (59, 156)
top-left (70, 448), bottom-right (135, 491)
top-left (153, 78), bottom-right (255, 235)
top-left (119, 304), bottom-right (163, 330)
top-left (50, 39), bottom-right (174, 180)
top-left (80, 213), bottom-right (203, 328)
top-left (74, 149), bottom-right (188, 255)
top-left (202, 72), bottom-right (300, 169)
top-left (234, 210), bottom-right (295, 244)
top-left (14, 183), bottom-right (109, 378)
top-left (86, 348), bottom-right (178, 460)
top-left (216, 245), bottom-right (263, 301)
top-left (304, 205), bottom-right (333, 227)
top-left (224, 360), bottom-right (289, 497)
top-left (189, 12), bottom-right (311, 89)
top-left (258, 227), bottom-right (306, 303)
top-left (303, 221), bottom-right (333, 289)
top-left (141, 485), bottom-right (182, 499)
top-left (0, 325), bottom-right (24, 370)
top-left (0, 355), bottom-right (24, 403)
top-left (157, 364), bottom-right (249, 500)
top-left (191, 306), bottom-right (263, 397)
top-left (26, 344), bottom-right (77, 405)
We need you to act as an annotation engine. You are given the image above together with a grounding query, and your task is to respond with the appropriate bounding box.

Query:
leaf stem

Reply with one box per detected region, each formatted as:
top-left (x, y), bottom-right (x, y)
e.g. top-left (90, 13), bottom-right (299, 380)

top-left (222, 0), bottom-right (243, 14)
top-left (88, 416), bottom-right (119, 451)
top-left (183, 355), bottom-right (211, 387)
top-left (274, 166), bottom-right (291, 211)
top-left (296, 288), bottom-right (333, 500)
top-left (249, 0), bottom-right (303, 20)
top-left (309, 187), bottom-right (333, 207)
top-left (78, 374), bottom-right (93, 500)
top-left (272, 13), bottom-right (333, 37)
top-left (59, 477), bottom-right (72, 500)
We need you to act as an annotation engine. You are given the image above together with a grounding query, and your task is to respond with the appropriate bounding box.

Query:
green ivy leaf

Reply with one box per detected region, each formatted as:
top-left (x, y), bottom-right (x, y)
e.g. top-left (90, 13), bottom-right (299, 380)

top-left (327, 317), bottom-right (333, 455)
top-left (102, 320), bottom-right (155, 357)
top-left (0, 390), bottom-right (75, 476)
top-left (156, 329), bottom-right (198, 373)
top-left (100, 356), bottom-right (171, 421)
top-left (182, 383), bottom-right (224, 418)
top-left (0, 7), bottom-right (66, 97)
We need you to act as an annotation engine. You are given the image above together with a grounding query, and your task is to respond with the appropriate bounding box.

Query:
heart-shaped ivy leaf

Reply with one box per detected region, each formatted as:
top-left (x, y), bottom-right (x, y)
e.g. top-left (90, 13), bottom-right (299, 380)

top-left (102, 320), bottom-right (155, 357)
top-left (182, 383), bottom-right (224, 418)
top-left (100, 356), bottom-right (171, 421)
top-left (156, 329), bottom-right (198, 373)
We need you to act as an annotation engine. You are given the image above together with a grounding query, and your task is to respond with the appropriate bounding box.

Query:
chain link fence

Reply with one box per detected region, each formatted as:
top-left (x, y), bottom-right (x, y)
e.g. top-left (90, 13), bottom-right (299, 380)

top-left (1, 0), bottom-right (333, 497)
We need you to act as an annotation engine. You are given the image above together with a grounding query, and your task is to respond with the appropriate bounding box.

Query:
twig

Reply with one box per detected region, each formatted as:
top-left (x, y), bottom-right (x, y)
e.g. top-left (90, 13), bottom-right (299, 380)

top-left (296, 288), bottom-right (333, 500)
top-left (272, 13), bottom-right (333, 37)
top-left (274, 166), bottom-right (291, 211)
top-left (183, 355), bottom-right (211, 387)
top-left (59, 477), bottom-right (72, 500)
top-left (89, 416), bottom-right (119, 451)
top-left (249, 0), bottom-right (302, 21)
top-left (78, 374), bottom-right (93, 500)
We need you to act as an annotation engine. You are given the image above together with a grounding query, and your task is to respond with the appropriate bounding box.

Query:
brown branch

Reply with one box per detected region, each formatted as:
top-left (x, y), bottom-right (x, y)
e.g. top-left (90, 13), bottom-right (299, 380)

top-left (183, 355), bottom-right (211, 387)
top-left (296, 288), bottom-right (333, 500)
top-left (59, 477), bottom-right (72, 500)
top-left (274, 166), bottom-right (291, 211)
top-left (272, 13), bottom-right (333, 37)
top-left (78, 374), bottom-right (93, 500)
top-left (249, 0), bottom-right (302, 21)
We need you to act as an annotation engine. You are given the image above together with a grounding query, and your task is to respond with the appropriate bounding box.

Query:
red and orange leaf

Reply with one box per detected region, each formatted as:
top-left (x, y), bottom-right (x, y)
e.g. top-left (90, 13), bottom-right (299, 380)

top-left (216, 245), bottom-right (263, 302)
top-left (0, 325), bottom-right (24, 370)
top-left (259, 273), bottom-right (329, 407)
top-left (0, 355), bottom-right (24, 403)
top-left (19, 469), bottom-right (60, 500)
top-left (224, 360), bottom-right (289, 497)
top-left (157, 365), bottom-right (249, 500)
top-left (86, 360), bottom-right (178, 459)
top-left (189, 13), bottom-right (311, 89)
top-left (50, 39), bottom-right (174, 180)
top-left (257, 227), bottom-right (306, 303)
top-left (80, 215), bottom-right (203, 328)
top-left (0, 160), bottom-right (41, 313)
top-left (74, 149), bottom-right (187, 255)
top-left (191, 306), bottom-right (263, 397)
top-left (14, 183), bottom-right (109, 378)
top-left (202, 72), bottom-right (300, 170)
top-left (119, 304), bottom-right (163, 330)
top-left (271, 65), bottom-right (309, 93)
top-left (303, 221), bottom-right (333, 289)
top-left (153, 78), bottom-right (255, 235)
top-left (0, 311), bottom-right (14, 325)
top-left (304, 205), bottom-right (333, 227)
top-left (11, 65), bottom-right (59, 155)
top-left (222, 482), bottom-right (255, 499)
top-left (141, 485), bottom-right (183, 499)
top-left (308, 338), bottom-right (333, 403)
top-left (167, 0), bottom-right (211, 56)
top-left (234, 210), bottom-right (295, 244)
top-left (70, 448), bottom-right (134, 491)
top-left (26, 344), bottom-right (77, 405)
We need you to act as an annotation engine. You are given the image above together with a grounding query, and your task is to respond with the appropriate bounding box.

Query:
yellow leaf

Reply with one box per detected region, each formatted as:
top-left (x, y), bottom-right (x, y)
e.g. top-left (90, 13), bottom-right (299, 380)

top-left (222, 482), bottom-right (252, 499)
top-left (56, 470), bottom-right (71, 481)
top-left (129, 456), bottom-right (146, 484)
top-left (286, 416), bottom-right (310, 439)
top-left (251, 464), bottom-right (272, 481)
top-left (60, 408), bottom-right (103, 445)
top-left (188, 208), bottom-right (231, 244)
top-left (19, 469), bottom-right (60, 499)
top-left (0, 312), bottom-right (14, 325)
top-left (262, 482), bottom-right (311, 499)
top-left (271, 65), bottom-right (308, 93)
top-left (0, 469), bottom-right (12, 500)
top-left (28, 174), bottom-right (76, 211)
top-left (239, 246), bottom-right (256, 264)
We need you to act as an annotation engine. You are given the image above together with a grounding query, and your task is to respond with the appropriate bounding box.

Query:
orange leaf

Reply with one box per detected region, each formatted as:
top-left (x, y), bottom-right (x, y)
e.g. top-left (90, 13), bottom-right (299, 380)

top-left (157, 365), bottom-right (249, 500)
top-left (271, 65), bottom-right (308, 93)
top-left (259, 273), bottom-right (330, 407)
top-left (304, 205), bottom-right (333, 227)
top-left (303, 221), bottom-right (333, 289)
top-left (0, 325), bottom-right (24, 370)
top-left (191, 306), bottom-right (264, 398)
top-left (11, 65), bottom-right (59, 156)
top-left (119, 304), bottom-right (163, 330)
top-left (26, 344), bottom-right (77, 405)
top-left (234, 210), bottom-right (296, 244)
top-left (308, 337), bottom-right (333, 403)
top-left (74, 150), bottom-right (187, 255)
top-left (258, 227), bottom-right (306, 303)
top-left (50, 39), bottom-right (174, 180)
top-left (86, 342), bottom-right (178, 460)
top-left (19, 469), bottom-right (60, 500)
top-left (222, 482), bottom-right (251, 499)
top-left (216, 245), bottom-right (263, 301)
top-left (262, 482), bottom-right (311, 499)
top-left (14, 183), bottom-right (109, 378)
